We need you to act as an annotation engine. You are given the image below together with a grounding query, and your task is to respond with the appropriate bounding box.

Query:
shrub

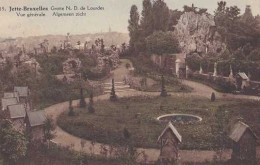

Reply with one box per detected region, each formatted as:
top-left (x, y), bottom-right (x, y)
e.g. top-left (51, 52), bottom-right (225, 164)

top-left (79, 88), bottom-right (87, 108)
top-left (211, 92), bottom-right (216, 102)
top-left (160, 75), bottom-right (167, 97)
top-left (68, 99), bottom-right (75, 116)
top-left (110, 79), bottom-right (117, 101)
top-left (88, 92), bottom-right (95, 113)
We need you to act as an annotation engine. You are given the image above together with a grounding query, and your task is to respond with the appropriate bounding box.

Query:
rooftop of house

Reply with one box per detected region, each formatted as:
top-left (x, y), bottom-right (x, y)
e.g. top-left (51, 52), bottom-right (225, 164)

top-left (8, 104), bottom-right (26, 119)
top-left (229, 121), bottom-right (257, 142)
top-left (1, 97), bottom-right (18, 110)
top-left (237, 72), bottom-right (249, 80)
top-left (158, 122), bottom-right (182, 143)
top-left (14, 86), bottom-right (29, 97)
top-left (4, 92), bottom-right (19, 101)
top-left (27, 110), bottom-right (47, 127)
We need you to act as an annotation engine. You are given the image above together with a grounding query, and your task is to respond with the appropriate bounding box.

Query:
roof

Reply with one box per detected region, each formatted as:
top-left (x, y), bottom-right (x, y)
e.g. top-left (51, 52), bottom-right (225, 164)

top-left (4, 92), bottom-right (19, 101)
top-left (27, 110), bottom-right (47, 127)
top-left (158, 122), bottom-right (182, 143)
top-left (237, 72), bottom-right (249, 80)
top-left (8, 104), bottom-right (26, 119)
top-left (14, 86), bottom-right (29, 97)
top-left (1, 98), bottom-right (18, 110)
top-left (229, 121), bottom-right (257, 142)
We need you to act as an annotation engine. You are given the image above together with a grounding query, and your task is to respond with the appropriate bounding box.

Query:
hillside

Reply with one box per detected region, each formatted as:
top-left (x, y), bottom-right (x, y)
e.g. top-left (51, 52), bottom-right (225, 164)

top-left (0, 32), bottom-right (129, 54)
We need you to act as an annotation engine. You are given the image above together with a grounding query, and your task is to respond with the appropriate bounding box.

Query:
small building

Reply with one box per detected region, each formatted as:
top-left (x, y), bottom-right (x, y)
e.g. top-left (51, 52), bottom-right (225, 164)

top-left (157, 122), bottom-right (182, 165)
top-left (229, 121), bottom-right (257, 162)
top-left (7, 104), bottom-right (26, 132)
top-left (235, 72), bottom-right (249, 90)
top-left (25, 110), bottom-right (47, 141)
top-left (4, 92), bottom-right (20, 102)
top-left (1, 97), bottom-right (18, 111)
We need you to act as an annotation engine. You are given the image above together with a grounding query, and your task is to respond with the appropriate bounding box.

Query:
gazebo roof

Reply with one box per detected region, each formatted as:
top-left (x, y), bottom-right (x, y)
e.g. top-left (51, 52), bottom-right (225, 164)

top-left (158, 122), bottom-right (182, 143)
top-left (229, 121), bottom-right (257, 142)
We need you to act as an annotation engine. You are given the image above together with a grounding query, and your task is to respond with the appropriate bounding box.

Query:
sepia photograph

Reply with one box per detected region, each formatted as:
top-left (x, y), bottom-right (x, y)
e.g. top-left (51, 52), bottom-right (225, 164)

top-left (0, 0), bottom-right (259, 165)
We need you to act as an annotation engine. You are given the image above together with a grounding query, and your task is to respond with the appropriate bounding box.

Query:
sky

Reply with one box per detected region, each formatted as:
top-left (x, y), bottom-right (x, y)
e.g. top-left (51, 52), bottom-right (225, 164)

top-left (0, 0), bottom-right (259, 38)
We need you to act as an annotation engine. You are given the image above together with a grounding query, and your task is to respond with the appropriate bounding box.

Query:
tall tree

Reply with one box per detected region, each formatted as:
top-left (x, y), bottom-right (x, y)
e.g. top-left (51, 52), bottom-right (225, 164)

top-left (241, 5), bottom-right (255, 25)
top-left (152, 0), bottom-right (170, 32)
top-left (140, 0), bottom-right (153, 37)
top-left (128, 5), bottom-right (140, 52)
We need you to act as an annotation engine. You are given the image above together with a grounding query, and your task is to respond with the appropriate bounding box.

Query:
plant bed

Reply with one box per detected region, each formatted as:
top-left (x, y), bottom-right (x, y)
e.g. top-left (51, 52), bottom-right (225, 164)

top-left (57, 96), bottom-right (260, 150)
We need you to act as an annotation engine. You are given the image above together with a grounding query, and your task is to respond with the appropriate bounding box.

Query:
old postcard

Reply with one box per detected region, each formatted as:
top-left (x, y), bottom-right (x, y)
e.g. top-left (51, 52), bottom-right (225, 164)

top-left (0, 0), bottom-right (259, 165)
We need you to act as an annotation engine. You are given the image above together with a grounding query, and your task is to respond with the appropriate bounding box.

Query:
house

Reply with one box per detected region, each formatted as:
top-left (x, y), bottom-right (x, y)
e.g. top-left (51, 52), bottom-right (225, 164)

top-left (4, 92), bottom-right (20, 102)
top-left (157, 122), bottom-right (182, 165)
top-left (7, 104), bottom-right (26, 132)
top-left (229, 121), bottom-right (257, 162)
top-left (1, 97), bottom-right (18, 111)
top-left (25, 110), bottom-right (47, 141)
top-left (151, 53), bottom-right (186, 78)
top-left (14, 86), bottom-right (29, 102)
top-left (235, 72), bottom-right (249, 90)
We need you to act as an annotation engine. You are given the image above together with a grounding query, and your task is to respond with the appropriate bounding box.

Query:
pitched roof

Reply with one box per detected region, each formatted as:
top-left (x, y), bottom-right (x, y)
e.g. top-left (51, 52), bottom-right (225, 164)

top-left (8, 104), bottom-right (26, 119)
top-left (158, 122), bottom-right (182, 143)
top-left (27, 110), bottom-right (47, 127)
top-left (14, 86), bottom-right (29, 97)
top-left (1, 98), bottom-right (18, 110)
top-left (237, 72), bottom-right (249, 80)
top-left (4, 92), bottom-right (19, 101)
top-left (229, 121), bottom-right (257, 142)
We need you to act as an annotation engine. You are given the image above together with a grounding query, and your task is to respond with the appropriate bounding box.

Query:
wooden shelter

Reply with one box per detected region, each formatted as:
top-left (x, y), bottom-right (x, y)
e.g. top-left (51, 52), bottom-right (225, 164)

top-left (229, 121), bottom-right (257, 162)
top-left (157, 122), bottom-right (182, 165)
top-left (25, 110), bottom-right (47, 141)
top-left (7, 104), bottom-right (26, 132)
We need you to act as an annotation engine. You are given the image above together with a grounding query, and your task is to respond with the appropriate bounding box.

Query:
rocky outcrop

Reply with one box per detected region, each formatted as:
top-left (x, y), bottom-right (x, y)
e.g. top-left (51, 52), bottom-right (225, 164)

top-left (174, 12), bottom-right (226, 55)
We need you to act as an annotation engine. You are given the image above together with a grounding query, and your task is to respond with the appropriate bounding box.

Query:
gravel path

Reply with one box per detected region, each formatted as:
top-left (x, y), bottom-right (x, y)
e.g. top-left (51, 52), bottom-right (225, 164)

top-left (45, 59), bottom-right (260, 163)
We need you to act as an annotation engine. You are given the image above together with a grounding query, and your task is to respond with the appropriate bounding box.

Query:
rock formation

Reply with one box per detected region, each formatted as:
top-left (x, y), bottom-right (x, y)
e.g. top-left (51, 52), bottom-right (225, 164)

top-left (174, 12), bottom-right (226, 55)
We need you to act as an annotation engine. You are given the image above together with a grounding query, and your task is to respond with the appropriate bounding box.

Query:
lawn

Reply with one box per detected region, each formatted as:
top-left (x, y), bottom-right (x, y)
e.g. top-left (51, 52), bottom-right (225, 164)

top-left (57, 96), bottom-right (260, 150)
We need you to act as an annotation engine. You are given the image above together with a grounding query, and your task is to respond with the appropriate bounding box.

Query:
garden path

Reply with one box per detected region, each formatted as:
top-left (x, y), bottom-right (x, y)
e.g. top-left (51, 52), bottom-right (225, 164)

top-left (45, 59), bottom-right (260, 163)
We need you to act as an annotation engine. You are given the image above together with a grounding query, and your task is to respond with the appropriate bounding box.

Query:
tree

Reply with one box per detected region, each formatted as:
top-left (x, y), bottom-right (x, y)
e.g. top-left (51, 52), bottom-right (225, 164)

top-left (68, 99), bottom-right (75, 116)
top-left (140, 0), bottom-right (153, 37)
top-left (0, 119), bottom-right (27, 165)
top-left (79, 88), bottom-right (86, 108)
top-left (146, 31), bottom-right (179, 55)
top-left (211, 92), bottom-right (216, 102)
top-left (110, 78), bottom-right (117, 101)
top-left (128, 5), bottom-right (140, 53)
top-left (43, 118), bottom-right (56, 142)
top-left (88, 91), bottom-right (95, 113)
top-left (152, 0), bottom-right (170, 32)
top-left (160, 75), bottom-right (167, 97)
top-left (241, 5), bottom-right (255, 25)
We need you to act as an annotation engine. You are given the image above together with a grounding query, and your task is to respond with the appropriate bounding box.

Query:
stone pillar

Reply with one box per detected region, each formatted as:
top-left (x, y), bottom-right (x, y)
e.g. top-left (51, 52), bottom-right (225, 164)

top-left (213, 62), bottom-right (217, 77)
top-left (199, 64), bottom-right (203, 74)
top-left (186, 65), bottom-right (189, 79)
top-left (175, 59), bottom-right (181, 78)
top-left (229, 65), bottom-right (233, 78)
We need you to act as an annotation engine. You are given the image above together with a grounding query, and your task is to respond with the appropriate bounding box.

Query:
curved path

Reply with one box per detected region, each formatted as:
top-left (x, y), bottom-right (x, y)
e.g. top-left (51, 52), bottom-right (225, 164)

top-left (45, 59), bottom-right (260, 163)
